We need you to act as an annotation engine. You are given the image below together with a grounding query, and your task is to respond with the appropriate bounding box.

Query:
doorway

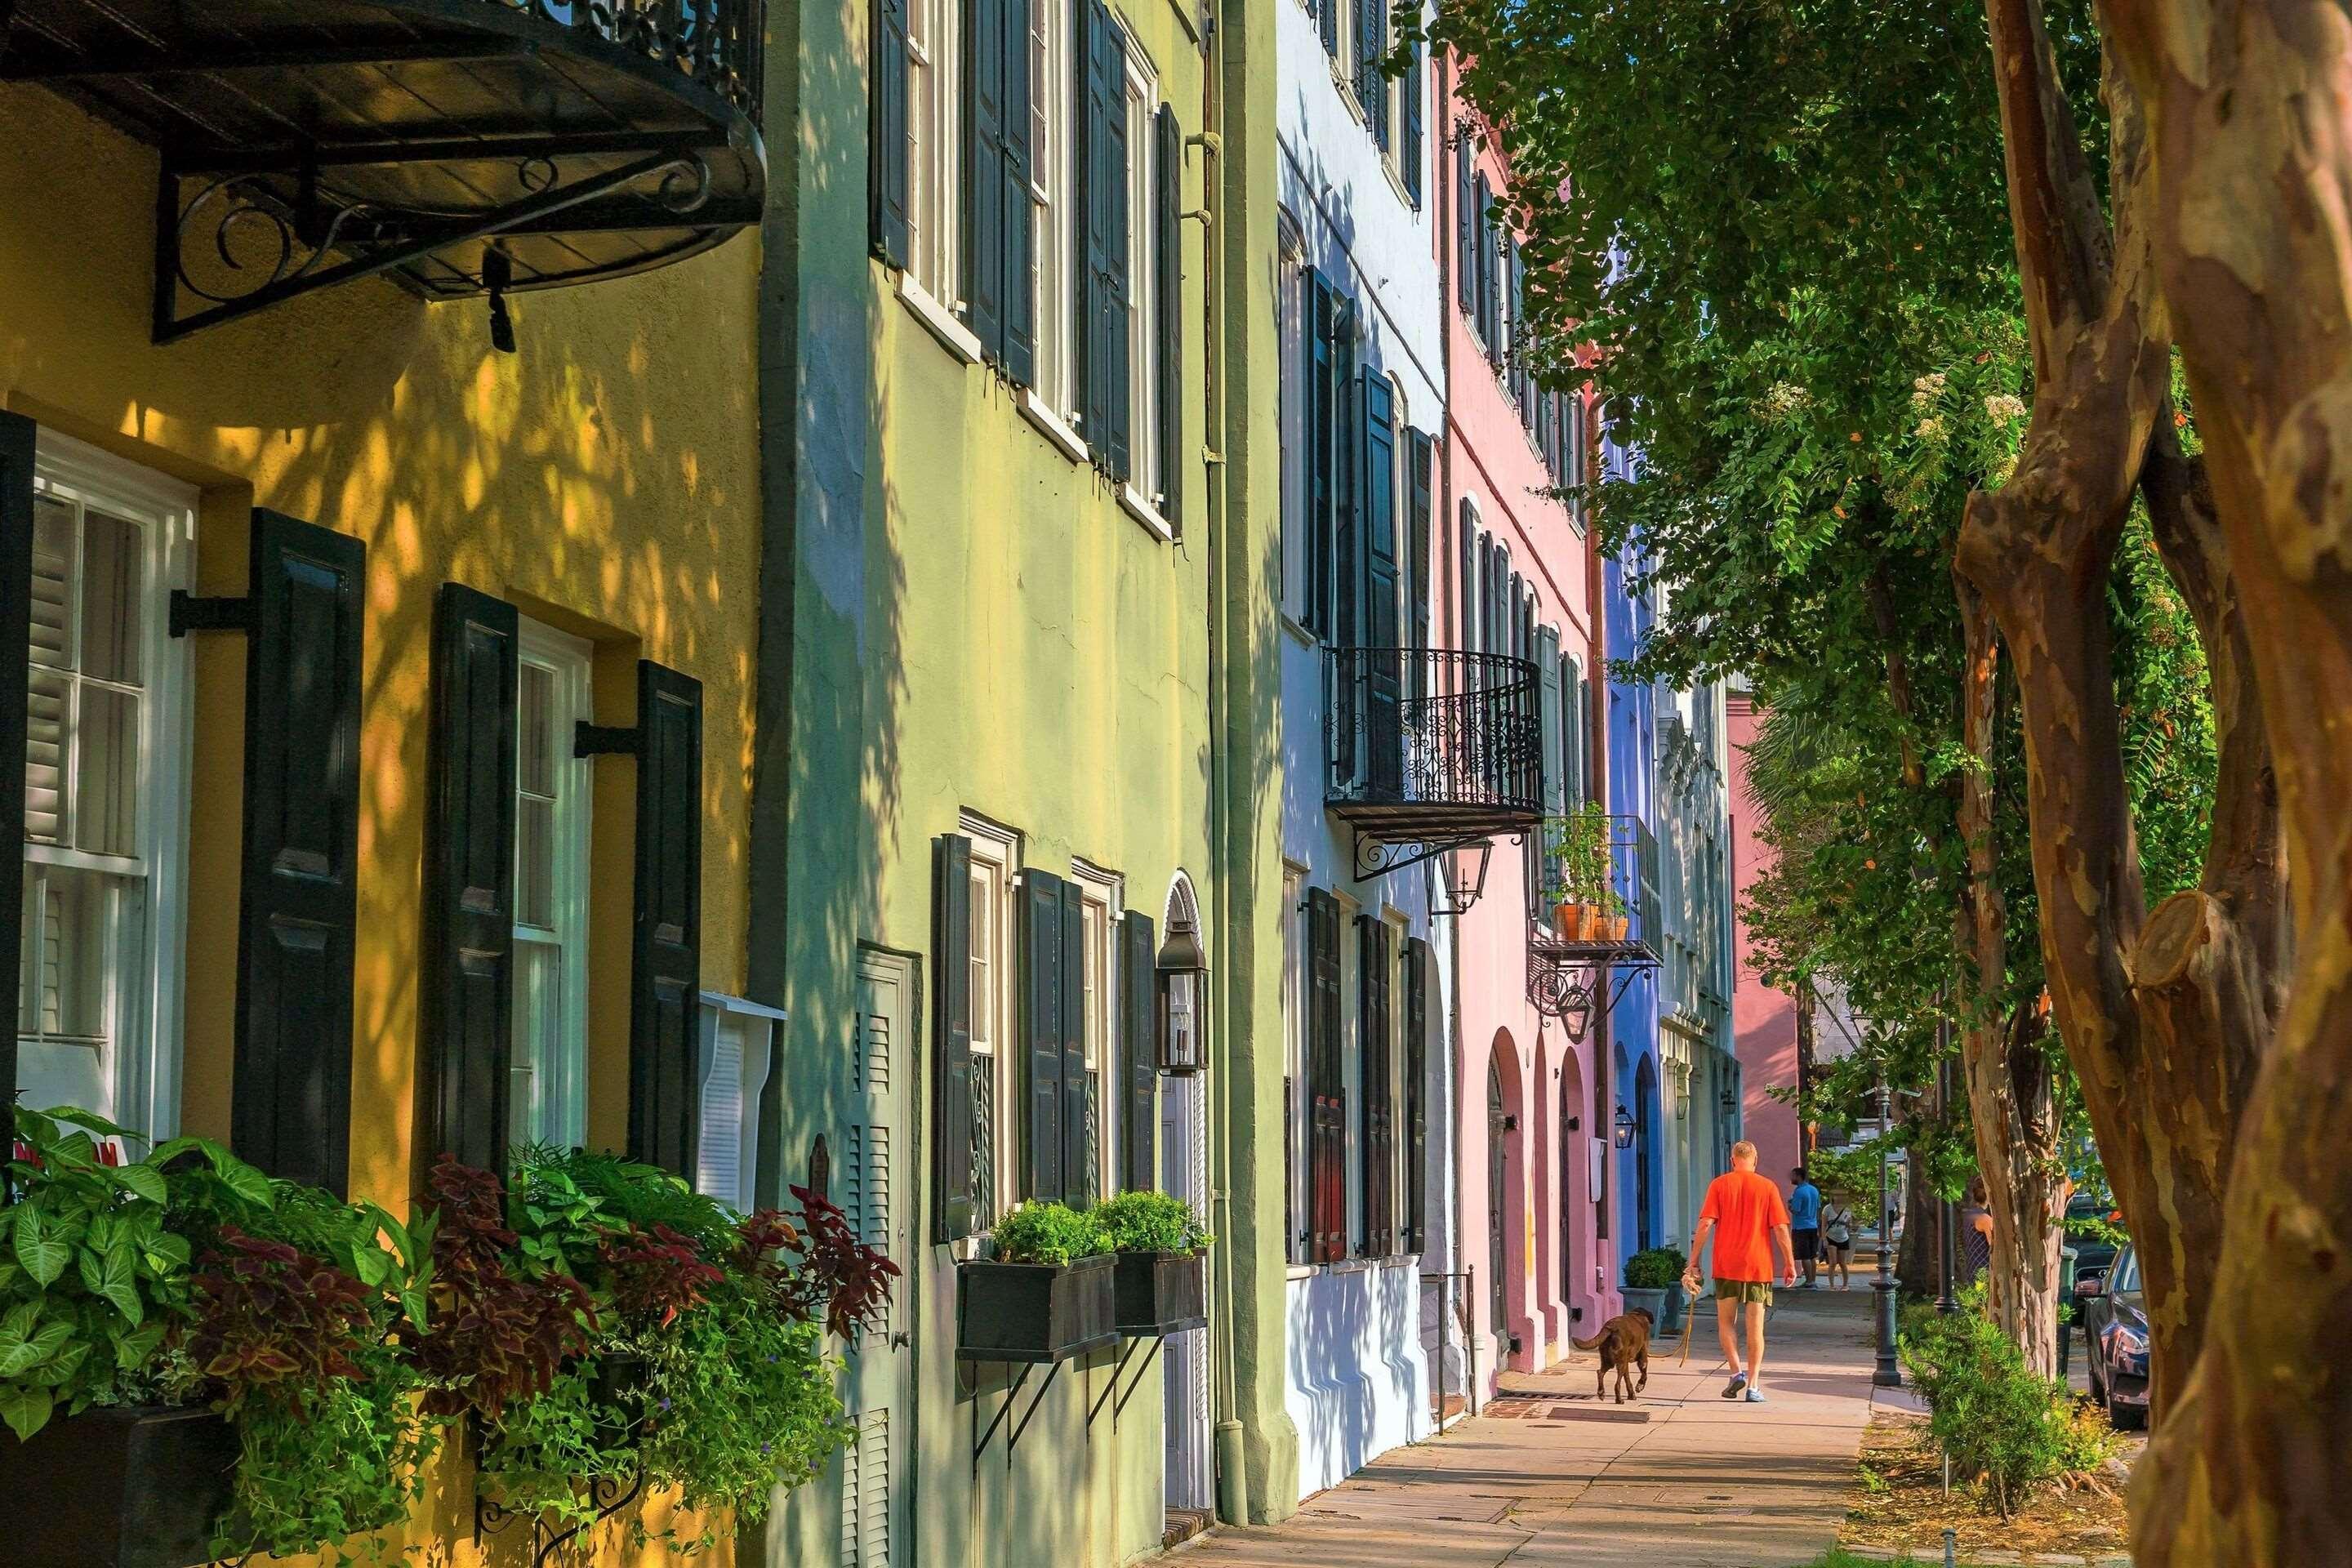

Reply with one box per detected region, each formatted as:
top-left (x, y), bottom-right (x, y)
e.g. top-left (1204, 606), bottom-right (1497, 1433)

top-left (1487, 1062), bottom-right (1508, 1343)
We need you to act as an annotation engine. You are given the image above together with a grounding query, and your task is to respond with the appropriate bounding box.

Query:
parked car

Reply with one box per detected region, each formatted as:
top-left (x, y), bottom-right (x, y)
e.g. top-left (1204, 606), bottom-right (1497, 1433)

top-left (2065, 1191), bottom-right (2123, 1281)
top-left (2078, 1243), bottom-right (2149, 1430)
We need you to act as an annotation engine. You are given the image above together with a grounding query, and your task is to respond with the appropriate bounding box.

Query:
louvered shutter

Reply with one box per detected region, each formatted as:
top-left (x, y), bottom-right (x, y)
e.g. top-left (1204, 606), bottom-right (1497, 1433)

top-left (1357, 915), bottom-right (1392, 1258)
top-left (1318, 0), bottom-right (1338, 60)
top-left (1021, 868), bottom-right (1066, 1199)
top-left (234, 510), bottom-right (366, 1194)
top-left (421, 584), bottom-right (519, 1178)
top-left (1401, 38), bottom-right (1423, 206)
top-left (1306, 270), bottom-right (1337, 639)
top-left (871, 0), bottom-right (911, 265)
top-left (1120, 910), bottom-right (1156, 1192)
top-left (0, 412), bottom-right (31, 1112)
top-left (1454, 136), bottom-right (1473, 311)
top-left (1307, 889), bottom-right (1343, 1263)
top-left (1356, 0), bottom-right (1387, 149)
top-left (932, 835), bottom-right (976, 1242)
top-left (1473, 172), bottom-right (1495, 354)
top-left (1076, 1), bottom-right (1121, 461)
top-left (1155, 104), bottom-right (1183, 526)
top-left (1102, 26), bottom-right (1133, 484)
top-left (698, 1014), bottom-right (746, 1208)
top-left (1361, 374), bottom-right (1399, 796)
top-left (966, 0), bottom-right (1007, 359)
top-left (1407, 430), bottom-right (1432, 697)
top-left (1004, 0), bottom-right (1036, 385)
top-left (1058, 878), bottom-right (1089, 1207)
top-left (1402, 937), bottom-right (1428, 1254)
top-left (621, 662), bottom-right (702, 1176)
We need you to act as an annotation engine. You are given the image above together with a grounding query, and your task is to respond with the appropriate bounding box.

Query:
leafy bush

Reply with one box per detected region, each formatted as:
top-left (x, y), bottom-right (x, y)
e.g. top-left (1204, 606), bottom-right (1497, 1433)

top-left (1898, 1285), bottom-right (2117, 1515)
top-left (989, 1200), bottom-right (1110, 1266)
top-left (1624, 1246), bottom-right (1686, 1290)
top-left (1094, 1191), bottom-right (1213, 1254)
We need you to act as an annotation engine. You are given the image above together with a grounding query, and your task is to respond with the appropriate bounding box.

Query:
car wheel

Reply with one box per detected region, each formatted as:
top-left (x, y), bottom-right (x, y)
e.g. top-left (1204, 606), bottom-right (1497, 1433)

top-left (2107, 1384), bottom-right (2145, 1432)
top-left (2087, 1353), bottom-right (2104, 1404)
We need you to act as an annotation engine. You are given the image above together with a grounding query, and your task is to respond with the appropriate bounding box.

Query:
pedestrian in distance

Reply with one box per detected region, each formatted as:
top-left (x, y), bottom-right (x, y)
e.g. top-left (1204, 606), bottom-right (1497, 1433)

top-left (1789, 1165), bottom-right (1824, 1288)
top-left (1682, 1140), bottom-right (1798, 1403)
top-left (1821, 1194), bottom-right (1855, 1290)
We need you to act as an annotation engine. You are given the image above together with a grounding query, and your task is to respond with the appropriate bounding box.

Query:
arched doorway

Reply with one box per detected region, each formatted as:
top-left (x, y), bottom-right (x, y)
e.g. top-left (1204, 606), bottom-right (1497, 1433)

top-left (1487, 1061), bottom-right (1508, 1339)
top-left (1557, 1059), bottom-right (1581, 1307)
top-left (1160, 875), bottom-right (1211, 1515)
top-left (1635, 1057), bottom-right (1660, 1252)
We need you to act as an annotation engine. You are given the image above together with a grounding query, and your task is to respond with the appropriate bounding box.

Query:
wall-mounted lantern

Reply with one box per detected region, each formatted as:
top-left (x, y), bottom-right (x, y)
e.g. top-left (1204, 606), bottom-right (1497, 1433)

top-left (1156, 918), bottom-right (1208, 1075)
top-left (1612, 1103), bottom-right (1637, 1149)
top-left (1720, 1078), bottom-right (1740, 1121)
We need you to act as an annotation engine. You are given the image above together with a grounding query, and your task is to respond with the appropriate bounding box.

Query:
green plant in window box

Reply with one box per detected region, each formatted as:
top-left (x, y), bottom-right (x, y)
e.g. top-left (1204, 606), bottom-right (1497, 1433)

top-left (1092, 1191), bottom-right (1214, 1254)
top-left (987, 1200), bottom-right (1113, 1266)
top-left (1622, 1246), bottom-right (1686, 1290)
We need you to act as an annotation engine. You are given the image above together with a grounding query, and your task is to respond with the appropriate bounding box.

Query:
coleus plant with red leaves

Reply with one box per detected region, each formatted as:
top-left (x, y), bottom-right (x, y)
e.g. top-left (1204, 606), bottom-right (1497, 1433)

top-left (597, 1222), bottom-right (724, 1330)
top-left (186, 1228), bottom-right (372, 1417)
top-left (412, 1155), bottom-right (595, 1419)
top-left (734, 1185), bottom-right (901, 1340)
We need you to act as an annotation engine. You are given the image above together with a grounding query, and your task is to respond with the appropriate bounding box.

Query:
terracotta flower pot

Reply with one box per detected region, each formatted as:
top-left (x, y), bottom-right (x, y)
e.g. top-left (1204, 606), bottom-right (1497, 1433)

top-left (1573, 904), bottom-right (1600, 942)
top-left (1551, 901), bottom-right (1575, 938)
top-left (1605, 914), bottom-right (1630, 942)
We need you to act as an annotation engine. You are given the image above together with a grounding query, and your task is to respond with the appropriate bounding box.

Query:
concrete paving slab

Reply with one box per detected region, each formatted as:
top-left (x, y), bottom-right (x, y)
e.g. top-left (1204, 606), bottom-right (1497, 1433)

top-left (1178, 1288), bottom-right (1880, 1567)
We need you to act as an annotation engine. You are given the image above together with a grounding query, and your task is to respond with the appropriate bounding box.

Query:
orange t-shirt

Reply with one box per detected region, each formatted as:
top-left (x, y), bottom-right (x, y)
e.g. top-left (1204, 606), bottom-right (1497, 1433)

top-left (1700, 1170), bottom-right (1793, 1283)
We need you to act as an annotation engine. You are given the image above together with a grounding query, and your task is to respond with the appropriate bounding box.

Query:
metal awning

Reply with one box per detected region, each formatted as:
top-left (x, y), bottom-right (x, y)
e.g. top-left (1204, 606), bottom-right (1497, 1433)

top-left (1, 0), bottom-right (766, 341)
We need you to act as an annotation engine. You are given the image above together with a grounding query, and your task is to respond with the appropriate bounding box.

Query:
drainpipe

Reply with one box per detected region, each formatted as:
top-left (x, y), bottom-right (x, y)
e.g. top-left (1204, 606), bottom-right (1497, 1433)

top-left (1586, 394), bottom-right (1610, 1277)
top-left (1199, 0), bottom-right (1250, 1528)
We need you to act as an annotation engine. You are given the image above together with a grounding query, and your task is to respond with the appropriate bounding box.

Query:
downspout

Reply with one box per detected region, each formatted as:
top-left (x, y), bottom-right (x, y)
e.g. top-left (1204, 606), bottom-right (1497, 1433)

top-left (1198, 0), bottom-right (1250, 1528)
top-left (1435, 39), bottom-right (1469, 1413)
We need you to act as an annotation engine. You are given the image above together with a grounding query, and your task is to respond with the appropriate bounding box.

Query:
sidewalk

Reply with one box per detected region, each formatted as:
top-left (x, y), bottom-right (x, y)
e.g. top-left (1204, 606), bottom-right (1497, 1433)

top-left (1179, 1285), bottom-right (1878, 1568)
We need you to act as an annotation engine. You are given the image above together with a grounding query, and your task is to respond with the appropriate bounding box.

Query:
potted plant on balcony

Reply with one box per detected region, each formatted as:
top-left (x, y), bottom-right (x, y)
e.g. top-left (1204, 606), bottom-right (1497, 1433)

top-left (1094, 1192), bottom-right (1212, 1337)
top-left (1597, 883), bottom-right (1632, 944)
top-left (958, 1201), bottom-right (1117, 1363)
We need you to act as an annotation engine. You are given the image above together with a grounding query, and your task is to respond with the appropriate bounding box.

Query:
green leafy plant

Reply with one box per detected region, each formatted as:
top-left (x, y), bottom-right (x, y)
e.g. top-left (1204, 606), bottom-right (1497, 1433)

top-left (1899, 1285), bottom-right (2117, 1516)
top-left (1093, 1191), bottom-right (1213, 1254)
top-left (1624, 1246), bottom-right (1687, 1290)
top-left (987, 1200), bottom-right (1109, 1267)
top-left (0, 1104), bottom-right (265, 1440)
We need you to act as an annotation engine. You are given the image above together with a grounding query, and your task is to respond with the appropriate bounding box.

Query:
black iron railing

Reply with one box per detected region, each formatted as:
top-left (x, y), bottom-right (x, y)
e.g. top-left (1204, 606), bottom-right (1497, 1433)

top-left (1530, 812), bottom-right (1662, 957)
top-left (492, 0), bottom-right (765, 119)
top-left (1325, 648), bottom-right (1544, 822)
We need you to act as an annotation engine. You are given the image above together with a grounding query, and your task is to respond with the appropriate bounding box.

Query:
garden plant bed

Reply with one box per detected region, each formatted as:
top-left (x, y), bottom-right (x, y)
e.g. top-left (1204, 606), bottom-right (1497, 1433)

top-left (1837, 1414), bottom-right (2134, 1565)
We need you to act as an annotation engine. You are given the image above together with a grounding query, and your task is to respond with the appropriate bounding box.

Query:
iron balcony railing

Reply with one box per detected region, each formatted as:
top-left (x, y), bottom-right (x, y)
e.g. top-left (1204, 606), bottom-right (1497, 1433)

top-left (1324, 648), bottom-right (1545, 835)
top-left (1530, 813), bottom-right (1663, 959)
top-left (496, 0), bottom-right (766, 119)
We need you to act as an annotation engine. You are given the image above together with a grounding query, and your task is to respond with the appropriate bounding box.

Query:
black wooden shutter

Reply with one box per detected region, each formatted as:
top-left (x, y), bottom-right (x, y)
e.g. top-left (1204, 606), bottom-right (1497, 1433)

top-left (1454, 135), bottom-right (1473, 311)
top-left (1307, 889), bottom-right (1343, 1263)
top-left (1408, 429), bottom-right (1433, 688)
top-left (1473, 172), bottom-right (1495, 354)
top-left (421, 584), bottom-right (519, 1178)
top-left (1318, 0), bottom-right (1339, 60)
top-left (1077, 0), bottom-right (1121, 461)
top-left (1003, 0), bottom-right (1036, 386)
top-left (1121, 910), bottom-right (1156, 1192)
top-left (1058, 878), bottom-right (1089, 1207)
top-left (933, 835), bottom-right (977, 1242)
top-left (1155, 103), bottom-right (1183, 527)
top-left (234, 510), bottom-right (366, 1195)
top-left (1357, 915), bottom-right (1392, 1258)
top-left (1102, 26), bottom-right (1133, 484)
top-left (1402, 40), bottom-right (1423, 206)
top-left (1306, 269), bottom-right (1337, 639)
top-left (0, 412), bottom-right (31, 1114)
top-left (1357, 0), bottom-right (1387, 150)
top-left (624, 662), bottom-right (702, 1177)
top-left (1402, 936), bottom-right (1428, 1254)
top-left (871, 0), bottom-right (911, 265)
top-left (966, 0), bottom-right (1008, 359)
top-left (1021, 867), bottom-right (1066, 1199)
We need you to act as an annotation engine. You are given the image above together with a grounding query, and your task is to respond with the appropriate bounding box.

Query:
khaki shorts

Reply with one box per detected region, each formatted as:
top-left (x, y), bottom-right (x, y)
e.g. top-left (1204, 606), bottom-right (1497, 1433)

top-left (1717, 1278), bottom-right (1775, 1306)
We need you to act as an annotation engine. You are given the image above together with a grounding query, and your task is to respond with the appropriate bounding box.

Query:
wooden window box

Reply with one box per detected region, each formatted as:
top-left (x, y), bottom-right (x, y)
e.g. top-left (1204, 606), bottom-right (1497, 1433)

top-left (1113, 1248), bottom-right (1209, 1337)
top-left (956, 1254), bottom-right (1118, 1363)
top-left (0, 1405), bottom-right (238, 1568)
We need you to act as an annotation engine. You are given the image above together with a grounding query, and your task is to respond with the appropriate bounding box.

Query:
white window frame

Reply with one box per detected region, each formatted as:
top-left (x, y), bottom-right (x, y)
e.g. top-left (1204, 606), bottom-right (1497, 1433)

top-left (1031, 0), bottom-right (1076, 425)
top-left (960, 810), bottom-right (1022, 1233)
top-left (905, 0), bottom-right (962, 313)
top-left (1069, 859), bottom-right (1123, 1198)
top-left (18, 434), bottom-right (194, 1146)
top-left (510, 616), bottom-right (593, 1154)
top-left (1123, 56), bottom-right (1163, 511)
top-left (1276, 215), bottom-right (1307, 634)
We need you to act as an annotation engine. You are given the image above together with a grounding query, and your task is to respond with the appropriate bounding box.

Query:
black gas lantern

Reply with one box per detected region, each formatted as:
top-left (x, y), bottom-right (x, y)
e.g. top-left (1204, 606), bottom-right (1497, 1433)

top-left (1612, 1102), bottom-right (1637, 1149)
top-left (1720, 1077), bottom-right (1739, 1121)
top-left (1156, 919), bottom-right (1207, 1075)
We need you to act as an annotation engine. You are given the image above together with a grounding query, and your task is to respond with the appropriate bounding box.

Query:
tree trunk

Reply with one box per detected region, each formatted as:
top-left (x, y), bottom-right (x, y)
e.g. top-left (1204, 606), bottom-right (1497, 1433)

top-left (1896, 1136), bottom-right (1940, 1298)
top-left (1794, 986), bottom-right (1818, 1155)
top-left (1958, 0), bottom-right (2277, 1418)
top-left (2094, 2), bottom-right (2352, 1561)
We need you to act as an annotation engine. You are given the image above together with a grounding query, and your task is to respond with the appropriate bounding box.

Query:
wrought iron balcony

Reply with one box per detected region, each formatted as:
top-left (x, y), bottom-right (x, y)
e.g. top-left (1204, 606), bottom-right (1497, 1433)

top-left (4, 0), bottom-right (766, 341)
top-left (1325, 647), bottom-right (1544, 878)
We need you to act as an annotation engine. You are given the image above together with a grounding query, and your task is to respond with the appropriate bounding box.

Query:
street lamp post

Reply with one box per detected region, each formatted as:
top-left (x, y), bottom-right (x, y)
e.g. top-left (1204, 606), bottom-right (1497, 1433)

top-left (1936, 1019), bottom-right (1958, 1314)
top-left (1873, 1072), bottom-right (1903, 1388)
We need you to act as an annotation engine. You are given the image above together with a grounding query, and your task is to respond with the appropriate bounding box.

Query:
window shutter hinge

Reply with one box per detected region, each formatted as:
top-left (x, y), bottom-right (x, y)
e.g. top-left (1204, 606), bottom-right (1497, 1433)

top-left (167, 590), bottom-right (252, 639)
top-left (1201, 447), bottom-right (1224, 467)
top-left (574, 721), bottom-right (644, 759)
top-left (1182, 207), bottom-right (1213, 227)
top-left (1185, 131), bottom-right (1221, 155)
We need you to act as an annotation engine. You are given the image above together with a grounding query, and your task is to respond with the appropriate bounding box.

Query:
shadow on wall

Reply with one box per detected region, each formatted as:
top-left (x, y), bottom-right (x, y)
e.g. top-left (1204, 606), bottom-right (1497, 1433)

top-left (1287, 1261), bottom-right (1428, 1493)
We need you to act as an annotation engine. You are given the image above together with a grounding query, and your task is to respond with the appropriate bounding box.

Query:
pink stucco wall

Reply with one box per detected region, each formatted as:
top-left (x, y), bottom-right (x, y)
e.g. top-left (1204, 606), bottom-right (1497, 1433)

top-left (1437, 59), bottom-right (1613, 1393)
top-left (1727, 693), bottom-right (1802, 1187)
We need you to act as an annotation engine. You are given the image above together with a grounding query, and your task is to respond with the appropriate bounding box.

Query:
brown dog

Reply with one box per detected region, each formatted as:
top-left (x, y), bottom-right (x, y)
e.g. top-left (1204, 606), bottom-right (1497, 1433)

top-left (1570, 1308), bottom-right (1654, 1404)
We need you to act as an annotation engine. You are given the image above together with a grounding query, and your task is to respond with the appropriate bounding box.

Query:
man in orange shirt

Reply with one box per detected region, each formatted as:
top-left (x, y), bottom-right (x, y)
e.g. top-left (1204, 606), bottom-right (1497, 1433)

top-left (1682, 1140), bottom-right (1797, 1402)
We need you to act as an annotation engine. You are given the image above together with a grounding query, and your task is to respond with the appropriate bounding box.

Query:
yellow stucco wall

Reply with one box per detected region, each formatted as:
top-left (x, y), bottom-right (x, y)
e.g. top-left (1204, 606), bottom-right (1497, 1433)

top-left (0, 81), bottom-right (763, 1567)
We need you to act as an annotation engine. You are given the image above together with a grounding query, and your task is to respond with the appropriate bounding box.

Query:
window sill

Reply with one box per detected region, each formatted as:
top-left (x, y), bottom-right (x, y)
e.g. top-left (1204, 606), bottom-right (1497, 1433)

top-left (895, 272), bottom-right (985, 366)
top-left (1018, 388), bottom-right (1089, 464)
top-left (1120, 483), bottom-right (1175, 542)
top-left (1382, 156), bottom-right (1415, 213)
top-left (1281, 613), bottom-right (1319, 649)
top-left (1169, 0), bottom-right (1201, 43)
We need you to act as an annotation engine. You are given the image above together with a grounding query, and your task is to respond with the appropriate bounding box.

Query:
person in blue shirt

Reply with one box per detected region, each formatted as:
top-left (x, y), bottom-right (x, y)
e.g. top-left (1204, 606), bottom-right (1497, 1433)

top-left (1788, 1168), bottom-right (1824, 1288)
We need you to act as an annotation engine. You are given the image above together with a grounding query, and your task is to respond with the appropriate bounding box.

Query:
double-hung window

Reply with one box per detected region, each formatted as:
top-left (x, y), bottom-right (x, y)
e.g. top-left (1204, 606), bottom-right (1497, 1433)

top-left (16, 439), bottom-right (192, 1140)
top-left (905, 0), bottom-right (960, 306)
top-left (1123, 55), bottom-right (1162, 510)
top-left (1031, 0), bottom-right (1076, 420)
top-left (1071, 862), bottom-right (1121, 1197)
top-left (962, 816), bottom-right (1018, 1228)
top-left (509, 617), bottom-right (592, 1152)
